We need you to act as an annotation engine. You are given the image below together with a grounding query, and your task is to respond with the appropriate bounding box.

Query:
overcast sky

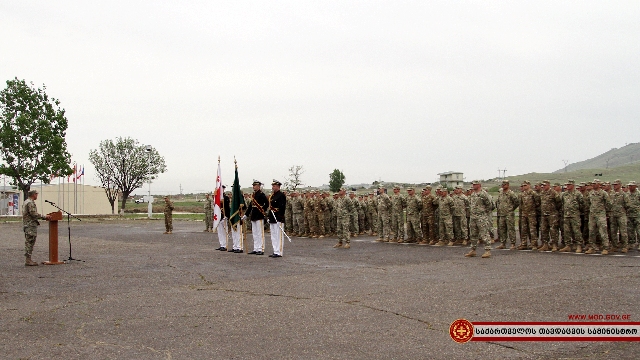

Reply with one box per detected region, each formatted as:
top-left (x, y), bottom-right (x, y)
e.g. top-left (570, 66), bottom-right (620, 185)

top-left (2, 1), bottom-right (639, 195)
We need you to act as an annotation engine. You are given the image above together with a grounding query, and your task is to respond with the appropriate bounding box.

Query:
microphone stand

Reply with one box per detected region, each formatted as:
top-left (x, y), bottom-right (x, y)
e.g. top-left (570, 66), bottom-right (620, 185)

top-left (46, 200), bottom-right (83, 262)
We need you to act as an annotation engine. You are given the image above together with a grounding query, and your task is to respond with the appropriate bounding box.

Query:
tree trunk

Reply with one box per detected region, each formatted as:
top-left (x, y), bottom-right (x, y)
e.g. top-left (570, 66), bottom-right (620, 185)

top-left (20, 183), bottom-right (30, 201)
top-left (121, 191), bottom-right (131, 212)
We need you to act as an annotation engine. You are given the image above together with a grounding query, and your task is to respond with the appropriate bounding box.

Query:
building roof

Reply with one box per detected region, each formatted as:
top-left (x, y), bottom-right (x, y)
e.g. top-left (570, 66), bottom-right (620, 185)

top-left (437, 171), bottom-right (463, 176)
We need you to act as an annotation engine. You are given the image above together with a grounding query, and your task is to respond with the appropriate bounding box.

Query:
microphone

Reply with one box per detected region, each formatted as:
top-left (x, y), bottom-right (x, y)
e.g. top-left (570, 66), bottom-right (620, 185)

top-left (45, 200), bottom-right (55, 205)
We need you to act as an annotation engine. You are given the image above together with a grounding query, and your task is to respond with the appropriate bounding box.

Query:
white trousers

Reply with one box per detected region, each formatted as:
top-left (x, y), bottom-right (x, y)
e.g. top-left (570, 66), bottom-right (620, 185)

top-left (216, 220), bottom-right (228, 248)
top-left (270, 223), bottom-right (283, 255)
top-left (252, 220), bottom-right (264, 252)
top-left (231, 226), bottom-right (242, 250)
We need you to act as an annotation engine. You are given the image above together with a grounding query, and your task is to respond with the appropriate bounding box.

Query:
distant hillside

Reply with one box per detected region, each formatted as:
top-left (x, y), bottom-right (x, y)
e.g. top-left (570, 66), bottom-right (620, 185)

top-left (553, 142), bottom-right (640, 173)
top-left (505, 163), bottom-right (640, 186)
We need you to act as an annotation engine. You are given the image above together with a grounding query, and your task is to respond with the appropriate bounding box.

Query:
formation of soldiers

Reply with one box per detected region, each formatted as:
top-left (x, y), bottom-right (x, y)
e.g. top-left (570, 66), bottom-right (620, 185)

top-left (279, 178), bottom-right (640, 258)
top-left (204, 178), bottom-right (640, 259)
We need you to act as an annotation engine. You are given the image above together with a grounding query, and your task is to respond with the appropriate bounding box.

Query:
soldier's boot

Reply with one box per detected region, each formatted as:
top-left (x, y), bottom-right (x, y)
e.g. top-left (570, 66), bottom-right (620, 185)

top-left (418, 240), bottom-right (429, 245)
top-left (517, 244), bottom-right (528, 250)
top-left (454, 239), bottom-right (463, 245)
top-left (318, 235), bottom-right (325, 238)
top-left (389, 238), bottom-right (397, 243)
top-left (343, 243), bottom-right (351, 249)
top-left (464, 249), bottom-right (477, 257)
top-left (447, 241), bottom-right (454, 246)
top-left (168, 231), bottom-right (172, 234)
top-left (462, 240), bottom-right (468, 246)
top-left (495, 243), bottom-right (506, 250)
top-left (551, 244), bottom-right (558, 252)
top-left (575, 245), bottom-right (582, 253)
top-left (585, 248), bottom-right (596, 254)
top-left (601, 249), bottom-right (609, 255)
top-left (429, 239), bottom-right (437, 245)
top-left (610, 246), bottom-right (618, 253)
top-left (559, 245), bottom-right (571, 252)
top-left (375, 238), bottom-right (384, 242)
top-left (481, 250), bottom-right (491, 258)
top-left (372, 232), bottom-right (378, 236)
top-left (25, 255), bottom-right (38, 266)
top-left (163, 231), bottom-right (169, 234)
top-left (203, 229), bottom-right (209, 232)
top-left (621, 247), bottom-right (628, 253)
top-left (397, 238), bottom-right (405, 244)
top-left (435, 241), bottom-right (446, 246)
top-left (539, 243), bottom-right (550, 252)
top-left (333, 242), bottom-right (343, 248)
top-left (509, 244), bottom-right (516, 250)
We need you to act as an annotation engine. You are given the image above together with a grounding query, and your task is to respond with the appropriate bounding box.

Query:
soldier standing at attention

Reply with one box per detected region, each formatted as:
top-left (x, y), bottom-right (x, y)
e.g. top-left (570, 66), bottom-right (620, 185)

top-left (561, 180), bottom-right (584, 253)
top-left (367, 193), bottom-right (378, 236)
top-left (419, 186), bottom-right (438, 245)
top-left (22, 190), bottom-right (51, 266)
top-left (451, 186), bottom-right (468, 245)
top-left (436, 189), bottom-right (455, 246)
top-left (610, 179), bottom-right (630, 253)
top-left (403, 187), bottom-right (422, 243)
top-left (204, 193), bottom-right (213, 232)
top-left (389, 185), bottom-right (406, 243)
top-left (538, 180), bottom-right (561, 252)
top-left (267, 180), bottom-right (287, 257)
top-left (284, 190), bottom-right (293, 234)
top-left (495, 180), bottom-right (519, 250)
top-left (244, 180), bottom-right (268, 255)
top-left (347, 191), bottom-right (359, 237)
top-left (333, 188), bottom-right (351, 249)
top-left (163, 196), bottom-right (174, 234)
top-left (585, 180), bottom-right (612, 255)
top-left (375, 185), bottom-right (392, 242)
top-left (465, 181), bottom-right (493, 258)
top-left (315, 191), bottom-right (327, 238)
top-left (627, 181), bottom-right (640, 251)
top-left (290, 191), bottom-right (302, 236)
top-left (357, 195), bottom-right (367, 234)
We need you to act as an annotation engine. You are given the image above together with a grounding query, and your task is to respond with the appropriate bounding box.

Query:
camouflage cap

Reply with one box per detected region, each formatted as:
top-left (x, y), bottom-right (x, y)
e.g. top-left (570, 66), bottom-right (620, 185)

top-left (393, 185), bottom-right (401, 190)
top-left (28, 189), bottom-right (38, 196)
top-left (502, 179), bottom-right (509, 184)
top-left (604, 181), bottom-right (611, 185)
top-left (454, 185), bottom-right (462, 189)
top-left (542, 180), bottom-right (550, 185)
top-left (522, 180), bottom-right (531, 185)
top-left (406, 187), bottom-right (415, 191)
top-left (471, 180), bottom-right (481, 185)
top-left (339, 187), bottom-right (346, 191)
top-left (378, 184), bottom-right (386, 189)
top-left (423, 185), bottom-right (432, 190)
top-left (592, 179), bottom-right (601, 184)
top-left (612, 179), bottom-right (622, 185)
top-left (565, 179), bottom-right (575, 185)
top-left (628, 181), bottom-right (637, 186)
top-left (553, 182), bottom-right (562, 187)
top-left (579, 182), bottom-right (586, 186)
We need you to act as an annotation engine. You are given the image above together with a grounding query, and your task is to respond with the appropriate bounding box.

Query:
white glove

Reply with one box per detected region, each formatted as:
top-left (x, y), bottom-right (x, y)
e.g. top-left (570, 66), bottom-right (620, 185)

top-left (241, 215), bottom-right (246, 221)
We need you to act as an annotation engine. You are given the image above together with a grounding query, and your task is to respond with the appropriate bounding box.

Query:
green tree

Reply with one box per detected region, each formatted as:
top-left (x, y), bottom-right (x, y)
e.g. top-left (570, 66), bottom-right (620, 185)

top-left (89, 137), bottom-right (166, 213)
top-left (0, 78), bottom-right (73, 200)
top-left (329, 169), bottom-right (345, 192)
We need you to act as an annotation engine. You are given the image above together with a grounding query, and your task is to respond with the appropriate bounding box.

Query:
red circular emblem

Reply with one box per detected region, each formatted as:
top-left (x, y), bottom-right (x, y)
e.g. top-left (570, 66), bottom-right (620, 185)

top-left (450, 319), bottom-right (473, 343)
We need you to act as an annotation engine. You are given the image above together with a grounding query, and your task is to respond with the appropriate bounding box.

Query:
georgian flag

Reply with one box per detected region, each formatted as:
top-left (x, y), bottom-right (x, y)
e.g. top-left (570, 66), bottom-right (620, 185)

top-left (212, 160), bottom-right (222, 230)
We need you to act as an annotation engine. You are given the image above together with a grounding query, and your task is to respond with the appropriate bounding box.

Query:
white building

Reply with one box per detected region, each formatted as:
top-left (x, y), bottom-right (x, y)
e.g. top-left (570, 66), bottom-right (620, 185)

top-left (1, 183), bottom-right (113, 215)
top-left (438, 171), bottom-right (464, 189)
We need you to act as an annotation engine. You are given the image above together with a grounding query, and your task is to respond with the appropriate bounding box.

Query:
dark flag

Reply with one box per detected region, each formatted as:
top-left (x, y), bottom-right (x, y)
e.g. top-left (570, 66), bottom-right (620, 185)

top-left (229, 159), bottom-right (244, 230)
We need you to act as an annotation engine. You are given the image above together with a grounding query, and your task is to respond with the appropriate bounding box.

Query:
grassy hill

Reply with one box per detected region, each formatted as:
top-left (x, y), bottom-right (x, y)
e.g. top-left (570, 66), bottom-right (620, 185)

top-left (553, 142), bottom-right (640, 173)
top-left (505, 163), bottom-right (640, 186)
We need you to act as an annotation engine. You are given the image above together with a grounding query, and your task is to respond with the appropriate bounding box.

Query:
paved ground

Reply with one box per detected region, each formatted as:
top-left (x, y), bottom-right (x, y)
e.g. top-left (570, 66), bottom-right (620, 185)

top-left (1, 219), bottom-right (639, 359)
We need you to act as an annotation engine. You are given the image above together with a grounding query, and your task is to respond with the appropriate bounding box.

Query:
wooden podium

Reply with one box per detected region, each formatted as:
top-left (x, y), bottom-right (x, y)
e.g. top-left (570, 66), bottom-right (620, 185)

top-left (44, 211), bottom-right (65, 265)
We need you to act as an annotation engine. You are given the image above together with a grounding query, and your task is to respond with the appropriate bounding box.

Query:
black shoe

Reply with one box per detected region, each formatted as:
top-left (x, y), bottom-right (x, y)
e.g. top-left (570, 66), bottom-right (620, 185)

top-left (248, 251), bottom-right (257, 254)
top-left (234, 249), bottom-right (243, 253)
top-left (269, 254), bottom-right (282, 258)
top-left (255, 251), bottom-right (264, 255)
top-left (215, 247), bottom-right (226, 251)
top-left (227, 249), bottom-right (235, 252)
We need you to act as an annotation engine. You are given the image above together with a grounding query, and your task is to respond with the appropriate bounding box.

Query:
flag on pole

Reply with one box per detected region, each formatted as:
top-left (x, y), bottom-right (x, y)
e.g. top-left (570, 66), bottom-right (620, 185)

top-left (75, 166), bottom-right (84, 181)
top-left (229, 158), bottom-right (244, 230)
top-left (212, 157), bottom-right (222, 230)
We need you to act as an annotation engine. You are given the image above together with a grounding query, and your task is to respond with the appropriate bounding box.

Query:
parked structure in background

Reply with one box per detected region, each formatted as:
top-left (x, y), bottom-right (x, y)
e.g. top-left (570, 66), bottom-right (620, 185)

top-left (438, 171), bottom-right (464, 189)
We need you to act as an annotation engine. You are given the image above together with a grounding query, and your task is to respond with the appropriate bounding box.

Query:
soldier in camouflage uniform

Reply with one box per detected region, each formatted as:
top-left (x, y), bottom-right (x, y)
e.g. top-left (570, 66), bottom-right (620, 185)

top-left (389, 185), bottom-right (406, 242)
top-left (346, 192), bottom-right (359, 236)
top-left (553, 182), bottom-right (564, 245)
top-left (451, 186), bottom-right (469, 245)
top-left (291, 191), bottom-right (303, 236)
top-left (284, 191), bottom-right (293, 234)
top-left (304, 191), bottom-right (317, 238)
top-left (333, 188), bottom-right (351, 249)
top-left (367, 193), bottom-right (378, 236)
top-left (331, 193), bottom-right (339, 235)
top-left (538, 180), bottom-right (561, 251)
top-left (627, 181), bottom-right (640, 251)
top-left (436, 189), bottom-right (455, 246)
top-left (519, 181), bottom-right (540, 250)
top-left (376, 185), bottom-right (392, 242)
top-left (403, 187), bottom-right (422, 243)
top-left (22, 190), bottom-right (51, 266)
top-left (357, 195), bottom-right (367, 234)
top-left (465, 181), bottom-right (493, 258)
top-left (323, 192), bottom-right (333, 236)
top-left (315, 191), bottom-right (327, 238)
top-left (610, 179), bottom-right (630, 252)
top-left (585, 180), bottom-right (611, 255)
top-left (495, 180), bottom-right (519, 250)
top-left (561, 180), bottom-right (584, 253)
top-left (164, 196), bottom-right (174, 234)
top-left (419, 186), bottom-right (438, 245)
top-left (203, 193), bottom-right (213, 232)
